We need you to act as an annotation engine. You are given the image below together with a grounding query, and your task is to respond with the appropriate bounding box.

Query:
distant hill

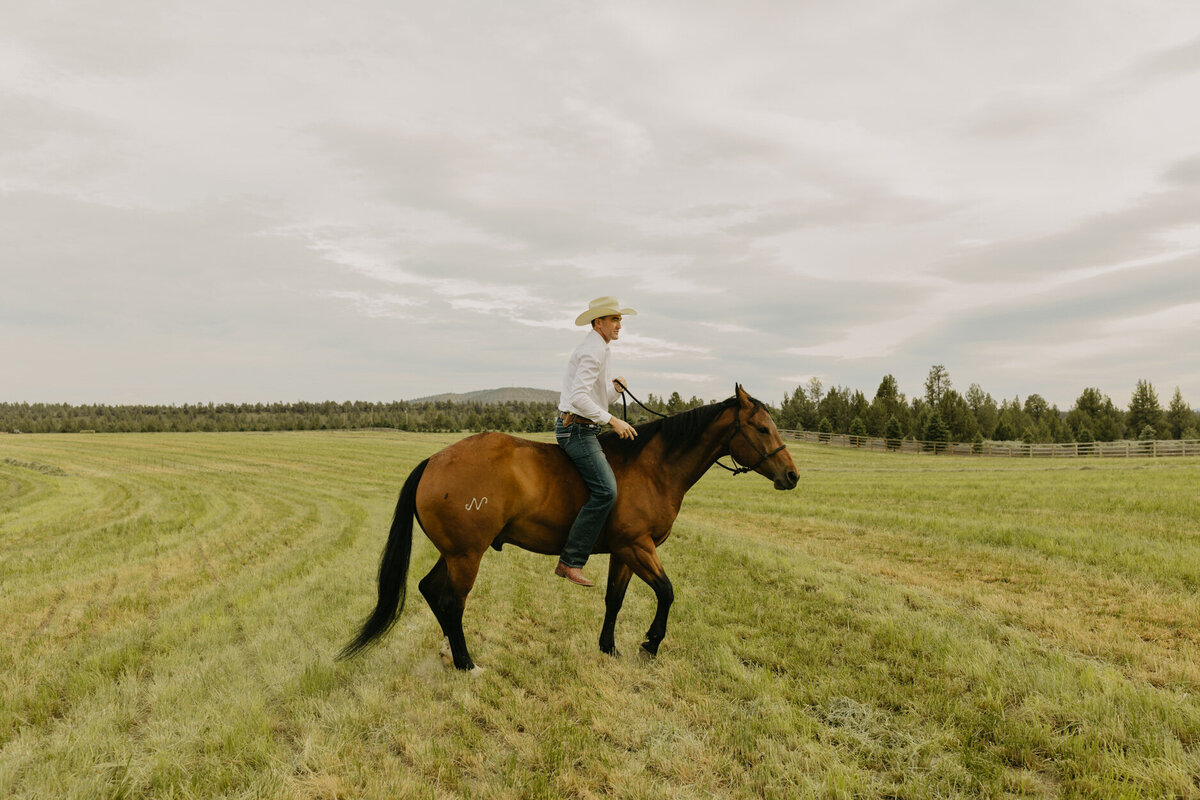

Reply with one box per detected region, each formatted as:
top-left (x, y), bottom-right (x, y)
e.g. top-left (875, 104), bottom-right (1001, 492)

top-left (408, 387), bottom-right (559, 405)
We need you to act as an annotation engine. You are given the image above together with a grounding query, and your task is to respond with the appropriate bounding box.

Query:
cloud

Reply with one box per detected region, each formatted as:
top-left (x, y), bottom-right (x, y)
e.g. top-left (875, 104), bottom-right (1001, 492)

top-left (617, 333), bottom-right (710, 360)
top-left (329, 291), bottom-right (424, 319)
top-left (934, 156), bottom-right (1200, 283)
top-left (3, 1), bottom-right (1200, 410)
top-left (1106, 300), bottom-right (1200, 336)
top-left (701, 321), bottom-right (754, 334)
top-left (785, 313), bottom-right (937, 361)
top-left (1128, 34), bottom-right (1200, 80)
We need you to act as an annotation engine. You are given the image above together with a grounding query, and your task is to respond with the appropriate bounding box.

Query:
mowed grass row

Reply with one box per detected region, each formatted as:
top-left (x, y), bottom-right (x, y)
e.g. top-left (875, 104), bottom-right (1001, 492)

top-left (1, 432), bottom-right (1198, 799)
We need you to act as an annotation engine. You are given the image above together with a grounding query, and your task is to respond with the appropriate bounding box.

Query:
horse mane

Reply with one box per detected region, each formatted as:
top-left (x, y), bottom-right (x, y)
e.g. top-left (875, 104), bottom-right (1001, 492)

top-left (599, 395), bottom-right (743, 461)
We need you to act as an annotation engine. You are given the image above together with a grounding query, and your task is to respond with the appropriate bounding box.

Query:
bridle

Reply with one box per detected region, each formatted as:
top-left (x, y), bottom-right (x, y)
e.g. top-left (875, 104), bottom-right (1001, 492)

top-left (615, 381), bottom-right (787, 476)
top-left (720, 399), bottom-right (788, 475)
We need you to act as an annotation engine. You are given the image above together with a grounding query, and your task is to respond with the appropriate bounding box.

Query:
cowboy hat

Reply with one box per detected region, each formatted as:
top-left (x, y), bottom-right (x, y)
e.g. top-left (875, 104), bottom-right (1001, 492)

top-left (575, 296), bottom-right (638, 326)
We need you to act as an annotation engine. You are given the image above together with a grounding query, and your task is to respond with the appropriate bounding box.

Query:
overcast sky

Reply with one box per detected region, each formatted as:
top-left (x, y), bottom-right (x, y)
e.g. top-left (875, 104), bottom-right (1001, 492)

top-left (3, 1), bottom-right (1199, 409)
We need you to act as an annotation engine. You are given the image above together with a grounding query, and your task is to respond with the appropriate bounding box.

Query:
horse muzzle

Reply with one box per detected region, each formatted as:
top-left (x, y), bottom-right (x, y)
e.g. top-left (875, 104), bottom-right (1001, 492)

top-left (774, 469), bottom-right (799, 490)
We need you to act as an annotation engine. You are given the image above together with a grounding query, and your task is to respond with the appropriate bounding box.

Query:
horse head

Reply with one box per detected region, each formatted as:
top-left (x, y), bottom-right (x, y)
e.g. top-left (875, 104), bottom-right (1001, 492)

top-left (728, 384), bottom-right (799, 490)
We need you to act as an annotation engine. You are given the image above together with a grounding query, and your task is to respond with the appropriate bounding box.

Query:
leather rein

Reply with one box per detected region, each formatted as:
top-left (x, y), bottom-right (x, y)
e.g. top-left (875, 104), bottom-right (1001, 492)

top-left (614, 381), bottom-right (787, 476)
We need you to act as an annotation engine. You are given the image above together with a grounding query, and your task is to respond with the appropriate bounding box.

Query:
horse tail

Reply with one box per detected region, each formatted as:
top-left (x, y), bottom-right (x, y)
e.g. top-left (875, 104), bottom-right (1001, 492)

top-left (338, 457), bottom-right (429, 660)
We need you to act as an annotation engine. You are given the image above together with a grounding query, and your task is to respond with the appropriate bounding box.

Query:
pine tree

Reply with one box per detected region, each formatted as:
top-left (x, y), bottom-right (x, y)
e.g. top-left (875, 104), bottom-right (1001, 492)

top-left (849, 416), bottom-right (867, 446)
top-left (778, 386), bottom-right (817, 431)
top-left (1138, 424), bottom-right (1157, 454)
top-left (924, 365), bottom-right (951, 407)
top-left (868, 375), bottom-right (905, 437)
top-left (884, 415), bottom-right (902, 450)
top-left (1023, 394), bottom-right (1049, 421)
top-left (966, 383), bottom-right (998, 438)
top-left (939, 389), bottom-right (978, 441)
top-left (1165, 387), bottom-right (1192, 439)
top-left (923, 411), bottom-right (949, 452)
top-left (875, 374), bottom-right (900, 405)
top-left (1127, 380), bottom-right (1164, 439)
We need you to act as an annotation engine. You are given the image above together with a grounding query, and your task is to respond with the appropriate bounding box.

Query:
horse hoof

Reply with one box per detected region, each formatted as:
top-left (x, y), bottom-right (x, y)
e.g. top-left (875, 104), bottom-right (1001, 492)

top-left (638, 643), bottom-right (658, 660)
top-left (469, 665), bottom-right (486, 678)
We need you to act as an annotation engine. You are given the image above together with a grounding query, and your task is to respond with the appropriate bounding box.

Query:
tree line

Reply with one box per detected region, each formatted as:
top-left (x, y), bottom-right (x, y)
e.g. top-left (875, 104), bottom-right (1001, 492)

top-left (776, 367), bottom-right (1199, 445)
top-left (0, 394), bottom-right (704, 436)
top-left (0, 400), bottom-right (551, 435)
top-left (2, 372), bottom-right (1196, 443)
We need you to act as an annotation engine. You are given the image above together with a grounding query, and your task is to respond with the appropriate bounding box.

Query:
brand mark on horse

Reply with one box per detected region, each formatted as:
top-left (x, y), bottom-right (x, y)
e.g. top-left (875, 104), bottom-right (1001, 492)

top-left (465, 496), bottom-right (488, 511)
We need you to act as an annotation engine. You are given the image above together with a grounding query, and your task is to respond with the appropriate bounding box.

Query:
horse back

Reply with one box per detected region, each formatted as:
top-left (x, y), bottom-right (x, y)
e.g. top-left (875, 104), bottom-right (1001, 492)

top-left (414, 433), bottom-right (588, 556)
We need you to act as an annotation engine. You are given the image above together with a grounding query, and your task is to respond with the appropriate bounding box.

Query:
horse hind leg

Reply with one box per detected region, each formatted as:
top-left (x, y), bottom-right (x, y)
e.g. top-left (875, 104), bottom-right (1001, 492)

top-left (417, 557), bottom-right (452, 642)
top-left (418, 554), bottom-right (483, 673)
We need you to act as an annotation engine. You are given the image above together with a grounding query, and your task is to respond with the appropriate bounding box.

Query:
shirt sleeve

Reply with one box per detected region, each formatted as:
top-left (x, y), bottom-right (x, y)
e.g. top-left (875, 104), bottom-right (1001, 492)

top-left (568, 351), bottom-right (613, 424)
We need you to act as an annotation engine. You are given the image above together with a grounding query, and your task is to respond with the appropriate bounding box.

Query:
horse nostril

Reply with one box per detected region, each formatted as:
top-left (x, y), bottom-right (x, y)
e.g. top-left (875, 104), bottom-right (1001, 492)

top-left (787, 471), bottom-right (798, 484)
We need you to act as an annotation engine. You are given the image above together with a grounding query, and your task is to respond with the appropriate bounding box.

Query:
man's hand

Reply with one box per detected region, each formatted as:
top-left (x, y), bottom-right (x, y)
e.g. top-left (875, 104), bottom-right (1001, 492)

top-left (610, 418), bottom-right (637, 440)
top-left (613, 376), bottom-right (627, 394)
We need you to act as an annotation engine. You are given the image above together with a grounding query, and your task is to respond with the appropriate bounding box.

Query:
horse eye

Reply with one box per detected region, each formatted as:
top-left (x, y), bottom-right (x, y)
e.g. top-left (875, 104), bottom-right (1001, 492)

top-left (756, 426), bottom-right (769, 434)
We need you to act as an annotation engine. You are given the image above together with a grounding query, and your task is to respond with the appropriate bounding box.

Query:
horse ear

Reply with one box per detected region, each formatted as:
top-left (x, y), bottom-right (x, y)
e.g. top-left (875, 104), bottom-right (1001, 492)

top-left (735, 383), bottom-right (752, 408)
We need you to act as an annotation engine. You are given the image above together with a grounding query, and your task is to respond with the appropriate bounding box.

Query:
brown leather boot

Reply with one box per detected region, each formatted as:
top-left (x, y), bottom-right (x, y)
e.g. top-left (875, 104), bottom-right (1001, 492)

top-left (555, 560), bottom-right (594, 587)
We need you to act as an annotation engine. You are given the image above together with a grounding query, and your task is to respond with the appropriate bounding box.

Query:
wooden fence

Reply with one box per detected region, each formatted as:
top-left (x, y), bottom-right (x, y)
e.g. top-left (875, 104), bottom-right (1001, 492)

top-left (778, 430), bottom-right (1200, 459)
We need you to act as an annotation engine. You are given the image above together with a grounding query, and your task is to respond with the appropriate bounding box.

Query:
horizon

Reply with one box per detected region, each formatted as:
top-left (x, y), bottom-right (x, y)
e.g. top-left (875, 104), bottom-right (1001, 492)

top-left (4, 378), bottom-right (1195, 414)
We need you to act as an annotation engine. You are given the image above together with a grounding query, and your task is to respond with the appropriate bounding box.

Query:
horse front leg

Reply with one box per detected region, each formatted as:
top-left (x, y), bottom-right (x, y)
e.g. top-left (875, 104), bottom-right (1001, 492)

top-left (619, 539), bottom-right (674, 658)
top-left (599, 555), bottom-right (632, 656)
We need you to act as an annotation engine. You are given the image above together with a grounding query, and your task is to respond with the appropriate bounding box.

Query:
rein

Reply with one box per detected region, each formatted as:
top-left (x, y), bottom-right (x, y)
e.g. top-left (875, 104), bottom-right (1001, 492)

top-left (614, 380), bottom-right (786, 476)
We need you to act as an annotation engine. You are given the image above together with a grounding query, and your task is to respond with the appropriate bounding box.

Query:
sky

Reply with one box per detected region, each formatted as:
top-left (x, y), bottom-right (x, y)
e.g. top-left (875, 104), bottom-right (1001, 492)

top-left (3, 1), bottom-right (1199, 410)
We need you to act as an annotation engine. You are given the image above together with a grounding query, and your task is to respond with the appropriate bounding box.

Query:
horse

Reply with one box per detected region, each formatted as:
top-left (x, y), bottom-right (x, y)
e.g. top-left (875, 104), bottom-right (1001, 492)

top-left (338, 384), bottom-right (799, 672)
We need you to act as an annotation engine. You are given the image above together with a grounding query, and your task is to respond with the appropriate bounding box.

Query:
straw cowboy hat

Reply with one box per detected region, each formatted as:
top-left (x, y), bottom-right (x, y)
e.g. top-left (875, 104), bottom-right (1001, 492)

top-left (575, 296), bottom-right (638, 326)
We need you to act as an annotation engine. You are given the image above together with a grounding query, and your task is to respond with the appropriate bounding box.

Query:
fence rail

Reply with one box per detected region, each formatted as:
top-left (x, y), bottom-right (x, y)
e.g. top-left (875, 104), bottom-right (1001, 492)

top-left (778, 430), bottom-right (1200, 458)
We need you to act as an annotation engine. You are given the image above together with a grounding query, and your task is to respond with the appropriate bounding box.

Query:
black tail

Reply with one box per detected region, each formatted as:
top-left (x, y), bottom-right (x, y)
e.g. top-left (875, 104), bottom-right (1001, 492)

top-left (338, 458), bottom-right (429, 660)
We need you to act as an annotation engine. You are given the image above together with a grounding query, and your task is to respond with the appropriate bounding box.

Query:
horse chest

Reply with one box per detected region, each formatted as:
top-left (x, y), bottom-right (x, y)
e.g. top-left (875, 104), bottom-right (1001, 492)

top-left (634, 505), bottom-right (680, 544)
top-left (651, 526), bottom-right (674, 546)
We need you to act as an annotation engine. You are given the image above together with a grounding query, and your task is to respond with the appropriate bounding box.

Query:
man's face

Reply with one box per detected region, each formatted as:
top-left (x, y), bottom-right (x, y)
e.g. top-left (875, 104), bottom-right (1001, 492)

top-left (593, 314), bottom-right (622, 342)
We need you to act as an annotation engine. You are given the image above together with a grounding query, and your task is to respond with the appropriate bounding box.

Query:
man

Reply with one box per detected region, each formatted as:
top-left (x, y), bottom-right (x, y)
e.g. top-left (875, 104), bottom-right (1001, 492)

top-left (554, 296), bottom-right (639, 587)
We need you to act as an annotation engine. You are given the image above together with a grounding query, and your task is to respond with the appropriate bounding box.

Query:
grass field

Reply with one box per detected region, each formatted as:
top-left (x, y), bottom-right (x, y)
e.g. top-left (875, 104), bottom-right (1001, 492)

top-left (2, 431), bottom-right (1199, 799)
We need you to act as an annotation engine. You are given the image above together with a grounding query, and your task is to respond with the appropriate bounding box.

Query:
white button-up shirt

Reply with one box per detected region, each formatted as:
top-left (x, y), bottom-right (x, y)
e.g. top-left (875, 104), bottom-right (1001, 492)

top-left (558, 329), bottom-right (619, 425)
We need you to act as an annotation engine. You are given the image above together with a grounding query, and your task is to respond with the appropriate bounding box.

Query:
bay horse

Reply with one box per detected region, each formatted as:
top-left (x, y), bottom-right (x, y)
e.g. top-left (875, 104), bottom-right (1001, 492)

top-left (339, 385), bottom-right (799, 671)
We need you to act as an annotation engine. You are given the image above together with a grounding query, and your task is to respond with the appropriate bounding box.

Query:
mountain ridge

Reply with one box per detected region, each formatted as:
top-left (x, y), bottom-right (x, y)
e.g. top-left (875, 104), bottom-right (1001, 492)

top-left (408, 387), bottom-right (559, 405)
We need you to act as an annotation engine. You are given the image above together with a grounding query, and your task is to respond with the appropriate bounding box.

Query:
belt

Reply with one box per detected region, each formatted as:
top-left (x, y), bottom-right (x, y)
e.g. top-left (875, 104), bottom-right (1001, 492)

top-left (557, 411), bottom-right (596, 427)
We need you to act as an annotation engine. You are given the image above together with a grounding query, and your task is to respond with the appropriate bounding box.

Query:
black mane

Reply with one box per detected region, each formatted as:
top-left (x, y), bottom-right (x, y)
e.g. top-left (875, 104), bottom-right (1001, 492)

top-left (599, 396), bottom-right (742, 461)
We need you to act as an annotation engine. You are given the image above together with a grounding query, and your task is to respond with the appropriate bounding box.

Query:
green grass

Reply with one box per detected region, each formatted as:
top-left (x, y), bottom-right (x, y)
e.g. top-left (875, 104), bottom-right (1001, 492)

top-left (2, 432), bottom-right (1199, 798)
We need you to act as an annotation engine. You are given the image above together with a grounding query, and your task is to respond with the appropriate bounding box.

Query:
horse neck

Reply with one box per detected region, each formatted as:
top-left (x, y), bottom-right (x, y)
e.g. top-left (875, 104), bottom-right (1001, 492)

top-left (663, 407), bottom-right (736, 491)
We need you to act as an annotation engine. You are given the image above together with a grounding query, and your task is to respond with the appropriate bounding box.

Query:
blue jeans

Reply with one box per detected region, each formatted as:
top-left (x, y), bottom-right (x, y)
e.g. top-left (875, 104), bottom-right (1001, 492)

top-left (555, 419), bottom-right (618, 568)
